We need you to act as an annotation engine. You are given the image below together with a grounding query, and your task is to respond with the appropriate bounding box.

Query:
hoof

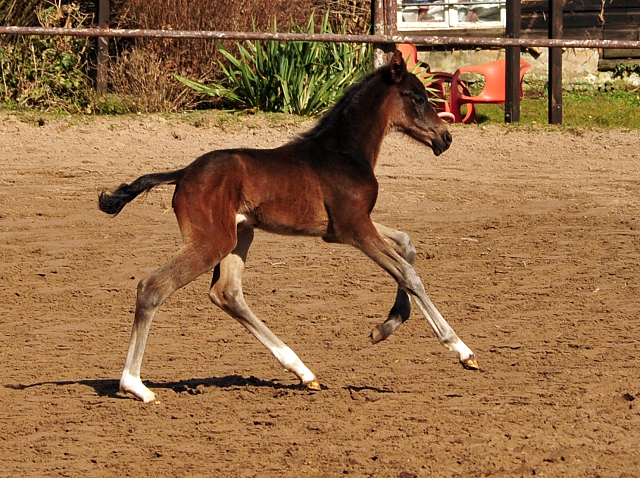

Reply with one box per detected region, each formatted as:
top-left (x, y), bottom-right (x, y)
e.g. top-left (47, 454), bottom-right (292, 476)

top-left (304, 380), bottom-right (321, 391)
top-left (461, 355), bottom-right (479, 370)
top-left (370, 326), bottom-right (385, 344)
top-left (120, 374), bottom-right (157, 403)
top-left (120, 386), bottom-right (157, 403)
top-left (370, 318), bottom-right (401, 344)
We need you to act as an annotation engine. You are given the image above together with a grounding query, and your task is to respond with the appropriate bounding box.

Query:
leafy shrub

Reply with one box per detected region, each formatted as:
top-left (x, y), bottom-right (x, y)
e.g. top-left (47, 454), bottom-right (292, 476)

top-left (613, 63), bottom-right (640, 79)
top-left (0, 3), bottom-right (94, 112)
top-left (176, 12), bottom-right (372, 116)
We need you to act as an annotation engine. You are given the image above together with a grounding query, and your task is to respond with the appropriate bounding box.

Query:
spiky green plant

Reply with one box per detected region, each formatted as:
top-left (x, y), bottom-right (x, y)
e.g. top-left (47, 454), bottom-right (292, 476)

top-left (175, 12), bottom-right (372, 116)
top-left (405, 62), bottom-right (448, 110)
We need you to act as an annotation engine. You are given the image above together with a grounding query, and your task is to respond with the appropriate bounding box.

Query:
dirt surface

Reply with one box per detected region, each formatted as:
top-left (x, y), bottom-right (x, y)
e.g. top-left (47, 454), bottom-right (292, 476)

top-left (0, 112), bottom-right (639, 478)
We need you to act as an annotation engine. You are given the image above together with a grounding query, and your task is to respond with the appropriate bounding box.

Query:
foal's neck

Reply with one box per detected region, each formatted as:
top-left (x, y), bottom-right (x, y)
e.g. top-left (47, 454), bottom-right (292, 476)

top-left (333, 79), bottom-right (393, 169)
top-left (295, 74), bottom-right (394, 170)
top-left (353, 96), bottom-right (392, 169)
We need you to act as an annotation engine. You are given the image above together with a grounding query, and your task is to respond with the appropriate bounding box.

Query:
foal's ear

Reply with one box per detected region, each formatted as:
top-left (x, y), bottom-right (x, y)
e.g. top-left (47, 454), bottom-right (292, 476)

top-left (390, 50), bottom-right (407, 83)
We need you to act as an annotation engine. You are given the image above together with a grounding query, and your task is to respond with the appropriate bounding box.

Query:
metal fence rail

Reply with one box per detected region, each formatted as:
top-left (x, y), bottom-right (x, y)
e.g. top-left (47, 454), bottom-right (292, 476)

top-left (1, 26), bottom-right (640, 49)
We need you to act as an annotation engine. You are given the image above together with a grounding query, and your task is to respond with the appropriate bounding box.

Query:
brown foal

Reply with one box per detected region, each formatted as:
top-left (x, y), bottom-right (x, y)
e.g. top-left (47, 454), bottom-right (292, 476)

top-left (99, 50), bottom-right (478, 403)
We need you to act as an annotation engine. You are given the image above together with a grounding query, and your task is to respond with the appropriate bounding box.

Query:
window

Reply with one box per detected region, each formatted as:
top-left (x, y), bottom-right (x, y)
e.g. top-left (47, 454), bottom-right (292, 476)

top-left (397, 0), bottom-right (506, 31)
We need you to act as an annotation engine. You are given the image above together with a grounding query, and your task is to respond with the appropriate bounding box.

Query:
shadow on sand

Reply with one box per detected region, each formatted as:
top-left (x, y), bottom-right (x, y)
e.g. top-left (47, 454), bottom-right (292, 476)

top-left (4, 374), bottom-right (323, 399)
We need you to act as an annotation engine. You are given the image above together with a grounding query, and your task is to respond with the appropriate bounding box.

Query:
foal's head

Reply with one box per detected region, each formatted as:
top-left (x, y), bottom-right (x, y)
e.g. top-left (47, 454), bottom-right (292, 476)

top-left (385, 50), bottom-right (452, 156)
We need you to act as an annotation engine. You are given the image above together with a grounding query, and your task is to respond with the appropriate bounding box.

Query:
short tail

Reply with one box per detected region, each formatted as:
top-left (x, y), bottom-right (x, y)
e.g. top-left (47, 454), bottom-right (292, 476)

top-left (98, 169), bottom-right (185, 216)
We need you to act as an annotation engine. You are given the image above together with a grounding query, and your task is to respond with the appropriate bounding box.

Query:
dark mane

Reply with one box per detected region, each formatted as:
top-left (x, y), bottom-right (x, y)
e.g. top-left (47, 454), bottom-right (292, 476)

top-left (295, 65), bottom-right (392, 143)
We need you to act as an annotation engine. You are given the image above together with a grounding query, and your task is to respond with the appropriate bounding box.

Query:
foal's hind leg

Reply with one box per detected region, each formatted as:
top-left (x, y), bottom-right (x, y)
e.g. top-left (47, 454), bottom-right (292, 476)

top-left (120, 245), bottom-right (221, 402)
top-left (370, 222), bottom-right (416, 344)
top-left (209, 227), bottom-right (320, 390)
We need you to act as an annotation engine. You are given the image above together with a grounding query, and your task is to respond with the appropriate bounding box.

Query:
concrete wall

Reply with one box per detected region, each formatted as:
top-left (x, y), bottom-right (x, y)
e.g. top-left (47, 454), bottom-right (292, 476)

top-left (418, 48), bottom-right (600, 82)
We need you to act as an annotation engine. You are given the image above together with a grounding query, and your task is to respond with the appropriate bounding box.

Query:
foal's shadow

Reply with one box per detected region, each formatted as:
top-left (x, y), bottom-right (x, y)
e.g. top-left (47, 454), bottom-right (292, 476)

top-left (5, 374), bottom-right (310, 399)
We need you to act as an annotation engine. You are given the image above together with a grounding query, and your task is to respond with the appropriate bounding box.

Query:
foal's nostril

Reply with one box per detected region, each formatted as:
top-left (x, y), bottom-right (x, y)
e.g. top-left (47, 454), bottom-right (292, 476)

top-left (443, 131), bottom-right (453, 147)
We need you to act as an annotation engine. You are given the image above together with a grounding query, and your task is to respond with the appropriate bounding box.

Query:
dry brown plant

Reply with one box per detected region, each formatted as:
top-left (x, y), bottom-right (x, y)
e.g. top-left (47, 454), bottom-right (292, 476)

top-left (108, 47), bottom-right (199, 113)
top-left (107, 0), bottom-right (371, 112)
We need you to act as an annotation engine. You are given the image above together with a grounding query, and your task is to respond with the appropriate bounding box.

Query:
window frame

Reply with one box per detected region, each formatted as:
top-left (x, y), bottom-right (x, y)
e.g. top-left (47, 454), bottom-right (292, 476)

top-left (397, 0), bottom-right (507, 32)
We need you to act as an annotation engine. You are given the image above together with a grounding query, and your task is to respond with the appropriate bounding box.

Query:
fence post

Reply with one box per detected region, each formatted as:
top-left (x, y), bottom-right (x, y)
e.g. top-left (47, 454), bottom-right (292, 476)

top-left (505, 0), bottom-right (521, 123)
top-left (385, 0), bottom-right (397, 37)
top-left (548, 0), bottom-right (563, 124)
top-left (372, 0), bottom-right (386, 69)
top-left (96, 0), bottom-right (109, 95)
top-left (372, 0), bottom-right (397, 69)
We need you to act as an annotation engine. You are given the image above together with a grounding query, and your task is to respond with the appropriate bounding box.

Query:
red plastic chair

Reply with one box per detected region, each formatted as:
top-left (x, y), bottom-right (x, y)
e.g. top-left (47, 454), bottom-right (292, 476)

top-left (449, 59), bottom-right (531, 124)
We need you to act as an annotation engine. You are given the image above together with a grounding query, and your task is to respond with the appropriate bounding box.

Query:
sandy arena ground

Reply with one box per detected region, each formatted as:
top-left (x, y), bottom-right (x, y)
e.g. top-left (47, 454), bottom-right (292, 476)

top-left (0, 112), bottom-right (639, 477)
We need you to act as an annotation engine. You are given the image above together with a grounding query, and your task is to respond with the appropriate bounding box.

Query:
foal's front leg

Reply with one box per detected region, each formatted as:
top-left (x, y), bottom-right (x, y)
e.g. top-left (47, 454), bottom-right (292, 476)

top-left (354, 221), bottom-right (478, 369)
top-left (209, 227), bottom-right (321, 390)
top-left (370, 222), bottom-right (416, 343)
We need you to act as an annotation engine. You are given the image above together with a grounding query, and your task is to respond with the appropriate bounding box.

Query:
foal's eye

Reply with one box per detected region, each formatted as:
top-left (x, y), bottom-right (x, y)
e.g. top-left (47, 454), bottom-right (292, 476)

top-left (412, 95), bottom-right (425, 106)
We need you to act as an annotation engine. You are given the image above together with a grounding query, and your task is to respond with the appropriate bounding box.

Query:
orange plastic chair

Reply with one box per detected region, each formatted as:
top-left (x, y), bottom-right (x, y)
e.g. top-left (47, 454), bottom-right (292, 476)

top-left (449, 59), bottom-right (531, 124)
top-left (425, 72), bottom-right (454, 121)
top-left (397, 43), bottom-right (421, 70)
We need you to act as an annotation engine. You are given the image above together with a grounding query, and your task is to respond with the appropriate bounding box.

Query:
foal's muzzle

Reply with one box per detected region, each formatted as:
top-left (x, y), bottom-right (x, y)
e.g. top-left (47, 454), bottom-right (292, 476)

top-left (432, 130), bottom-right (452, 156)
